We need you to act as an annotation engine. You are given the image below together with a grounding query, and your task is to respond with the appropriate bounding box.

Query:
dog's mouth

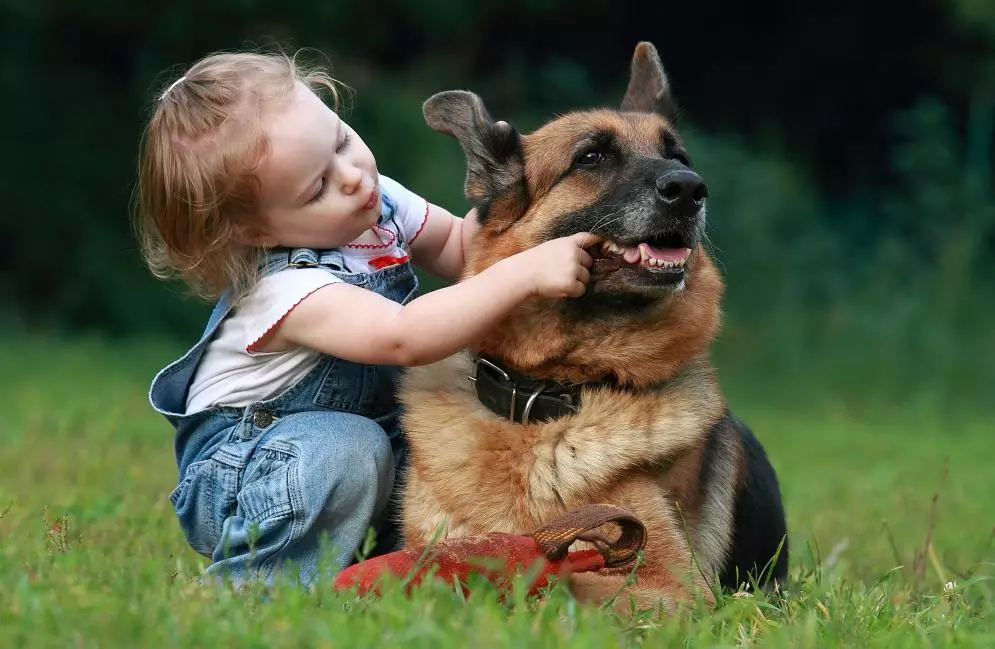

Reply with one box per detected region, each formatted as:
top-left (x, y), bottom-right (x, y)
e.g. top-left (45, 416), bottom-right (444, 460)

top-left (591, 231), bottom-right (691, 275)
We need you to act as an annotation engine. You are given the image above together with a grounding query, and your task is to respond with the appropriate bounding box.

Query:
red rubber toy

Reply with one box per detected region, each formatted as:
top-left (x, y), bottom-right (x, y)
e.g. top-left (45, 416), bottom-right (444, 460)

top-left (333, 504), bottom-right (647, 598)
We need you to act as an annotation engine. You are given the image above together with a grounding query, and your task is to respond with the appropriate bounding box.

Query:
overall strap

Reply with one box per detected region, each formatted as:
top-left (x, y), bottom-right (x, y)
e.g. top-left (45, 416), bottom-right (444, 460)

top-left (200, 289), bottom-right (233, 340)
top-left (149, 288), bottom-right (237, 418)
top-left (379, 189), bottom-right (405, 247)
top-left (262, 247), bottom-right (350, 276)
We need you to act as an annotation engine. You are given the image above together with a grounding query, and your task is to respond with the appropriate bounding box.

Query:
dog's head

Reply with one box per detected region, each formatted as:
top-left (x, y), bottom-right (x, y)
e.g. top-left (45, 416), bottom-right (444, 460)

top-left (425, 42), bottom-right (723, 385)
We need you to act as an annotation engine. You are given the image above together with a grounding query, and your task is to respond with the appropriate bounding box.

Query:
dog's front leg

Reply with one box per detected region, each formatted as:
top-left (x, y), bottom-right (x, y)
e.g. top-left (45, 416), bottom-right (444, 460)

top-left (527, 423), bottom-right (684, 507)
top-left (568, 569), bottom-right (712, 616)
top-left (565, 504), bottom-right (715, 615)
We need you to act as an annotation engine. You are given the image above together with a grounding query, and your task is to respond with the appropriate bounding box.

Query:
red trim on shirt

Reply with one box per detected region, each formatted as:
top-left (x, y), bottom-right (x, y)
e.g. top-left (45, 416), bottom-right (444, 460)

top-left (409, 200), bottom-right (430, 244)
top-left (344, 225), bottom-right (397, 250)
top-left (245, 285), bottom-right (330, 353)
top-left (342, 242), bottom-right (389, 249)
top-left (368, 254), bottom-right (410, 270)
top-left (372, 224), bottom-right (398, 247)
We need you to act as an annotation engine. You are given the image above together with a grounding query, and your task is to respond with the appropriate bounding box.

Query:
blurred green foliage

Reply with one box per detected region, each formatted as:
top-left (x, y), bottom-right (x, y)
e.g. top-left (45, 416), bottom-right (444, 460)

top-left (0, 1), bottom-right (991, 409)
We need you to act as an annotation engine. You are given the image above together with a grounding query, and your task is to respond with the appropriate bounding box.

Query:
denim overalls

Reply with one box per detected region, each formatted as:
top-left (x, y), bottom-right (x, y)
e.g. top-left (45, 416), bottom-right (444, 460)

top-left (149, 196), bottom-right (418, 587)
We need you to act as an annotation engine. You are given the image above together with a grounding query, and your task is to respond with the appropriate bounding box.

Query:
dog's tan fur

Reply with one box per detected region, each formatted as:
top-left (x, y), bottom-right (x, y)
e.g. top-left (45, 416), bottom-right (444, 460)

top-left (398, 43), bottom-right (766, 612)
top-left (401, 352), bottom-right (738, 608)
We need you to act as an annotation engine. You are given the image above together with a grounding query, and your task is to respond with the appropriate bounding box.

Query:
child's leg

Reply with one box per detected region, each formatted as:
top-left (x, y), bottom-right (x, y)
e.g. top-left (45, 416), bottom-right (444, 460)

top-left (365, 444), bottom-right (409, 558)
top-left (207, 410), bottom-right (396, 586)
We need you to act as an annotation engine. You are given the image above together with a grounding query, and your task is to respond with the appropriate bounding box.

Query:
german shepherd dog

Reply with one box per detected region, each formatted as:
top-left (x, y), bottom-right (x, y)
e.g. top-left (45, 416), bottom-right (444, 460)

top-left (398, 42), bottom-right (788, 611)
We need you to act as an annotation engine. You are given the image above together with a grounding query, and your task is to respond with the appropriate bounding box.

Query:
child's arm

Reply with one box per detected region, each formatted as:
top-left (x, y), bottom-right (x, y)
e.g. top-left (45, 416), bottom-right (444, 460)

top-left (258, 232), bottom-right (599, 367)
top-left (408, 204), bottom-right (479, 280)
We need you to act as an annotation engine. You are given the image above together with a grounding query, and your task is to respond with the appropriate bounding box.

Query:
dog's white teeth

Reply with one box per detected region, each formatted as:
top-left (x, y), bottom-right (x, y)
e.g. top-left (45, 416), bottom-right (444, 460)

top-left (639, 247), bottom-right (649, 262)
top-left (601, 241), bottom-right (623, 255)
top-left (641, 258), bottom-right (687, 269)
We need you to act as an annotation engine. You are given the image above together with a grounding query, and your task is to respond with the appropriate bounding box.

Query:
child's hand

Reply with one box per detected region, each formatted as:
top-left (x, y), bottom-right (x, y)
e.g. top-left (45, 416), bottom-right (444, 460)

top-left (513, 232), bottom-right (602, 298)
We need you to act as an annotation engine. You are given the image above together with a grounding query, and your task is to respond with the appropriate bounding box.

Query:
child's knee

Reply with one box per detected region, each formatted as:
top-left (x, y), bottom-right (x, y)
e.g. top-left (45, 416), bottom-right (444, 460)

top-left (292, 413), bottom-right (395, 518)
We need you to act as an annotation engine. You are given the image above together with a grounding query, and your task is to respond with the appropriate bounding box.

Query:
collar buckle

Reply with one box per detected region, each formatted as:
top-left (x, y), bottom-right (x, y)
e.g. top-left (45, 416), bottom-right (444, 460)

top-left (468, 354), bottom-right (579, 425)
top-left (470, 356), bottom-right (519, 421)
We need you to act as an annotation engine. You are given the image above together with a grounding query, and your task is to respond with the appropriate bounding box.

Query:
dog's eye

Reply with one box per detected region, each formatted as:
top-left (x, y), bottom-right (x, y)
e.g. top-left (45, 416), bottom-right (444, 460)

top-left (575, 148), bottom-right (606, 168)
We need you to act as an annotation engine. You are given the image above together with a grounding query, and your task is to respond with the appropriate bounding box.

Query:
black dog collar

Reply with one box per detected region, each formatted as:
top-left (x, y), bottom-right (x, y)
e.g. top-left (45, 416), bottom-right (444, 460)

top-left (468, 354), bottom-right (592, 424)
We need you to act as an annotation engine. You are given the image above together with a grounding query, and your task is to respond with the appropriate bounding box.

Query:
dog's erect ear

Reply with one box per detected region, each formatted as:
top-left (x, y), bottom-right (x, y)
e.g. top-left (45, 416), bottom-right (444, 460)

top-left (621, 42), bottom-right (678, 120)
top-left (423, 90), bottom-right (528, 226)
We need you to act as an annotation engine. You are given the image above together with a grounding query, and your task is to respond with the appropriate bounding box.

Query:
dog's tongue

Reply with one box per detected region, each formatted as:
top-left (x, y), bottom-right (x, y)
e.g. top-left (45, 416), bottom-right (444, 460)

top-left (620, 244), bottom-right (691, 264)
top-left (641, 243), bottom-right (691, 262)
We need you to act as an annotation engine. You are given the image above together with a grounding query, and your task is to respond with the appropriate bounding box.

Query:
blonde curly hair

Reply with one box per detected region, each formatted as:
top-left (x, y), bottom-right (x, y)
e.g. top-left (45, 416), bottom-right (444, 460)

top-left (135, 49), bottom-right (346, 301)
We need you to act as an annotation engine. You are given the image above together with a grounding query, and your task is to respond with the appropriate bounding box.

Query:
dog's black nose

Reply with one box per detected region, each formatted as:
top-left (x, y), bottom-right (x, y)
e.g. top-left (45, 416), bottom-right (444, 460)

top-left (656, 170), bottom-right (708, 206)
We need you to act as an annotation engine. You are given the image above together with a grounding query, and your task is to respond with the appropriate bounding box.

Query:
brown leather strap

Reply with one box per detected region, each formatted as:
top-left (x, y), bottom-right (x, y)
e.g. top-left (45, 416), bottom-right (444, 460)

top-left (529, 504), bottom-right (647, 568)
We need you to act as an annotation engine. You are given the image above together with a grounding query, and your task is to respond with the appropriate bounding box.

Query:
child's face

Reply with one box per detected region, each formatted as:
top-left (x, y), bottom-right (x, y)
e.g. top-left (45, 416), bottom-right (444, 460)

top-left (253, 82), bottom-right (380, 248)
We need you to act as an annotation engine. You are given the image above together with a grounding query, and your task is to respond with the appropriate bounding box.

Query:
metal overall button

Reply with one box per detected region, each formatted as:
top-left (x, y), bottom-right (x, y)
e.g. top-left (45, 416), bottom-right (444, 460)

top-left (253, 409), bottom-right (275, 428)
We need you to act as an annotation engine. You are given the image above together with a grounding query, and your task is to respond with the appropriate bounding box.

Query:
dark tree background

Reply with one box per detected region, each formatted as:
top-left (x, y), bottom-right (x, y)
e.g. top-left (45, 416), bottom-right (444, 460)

top-left (1, 0), bottom-right (992, 406)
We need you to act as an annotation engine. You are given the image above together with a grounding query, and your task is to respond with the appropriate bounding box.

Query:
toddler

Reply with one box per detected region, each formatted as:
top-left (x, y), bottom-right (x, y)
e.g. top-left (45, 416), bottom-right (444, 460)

top-left (137, 50), bottom-right (597, 586)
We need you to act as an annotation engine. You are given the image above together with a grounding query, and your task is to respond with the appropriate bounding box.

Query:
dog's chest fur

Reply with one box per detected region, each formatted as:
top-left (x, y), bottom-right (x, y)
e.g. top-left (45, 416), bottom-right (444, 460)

top-left (398, 351), bottom-right (737, 576)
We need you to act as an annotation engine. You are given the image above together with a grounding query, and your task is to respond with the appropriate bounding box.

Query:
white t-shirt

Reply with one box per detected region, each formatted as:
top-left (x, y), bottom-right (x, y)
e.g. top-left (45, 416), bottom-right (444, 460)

top-left (184, 175), bottom-right (429, 414)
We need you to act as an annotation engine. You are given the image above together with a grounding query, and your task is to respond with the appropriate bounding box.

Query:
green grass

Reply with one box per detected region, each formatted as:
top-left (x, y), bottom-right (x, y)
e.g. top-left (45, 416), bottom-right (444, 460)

top-left (1, 334), bottom-right (992, 647)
